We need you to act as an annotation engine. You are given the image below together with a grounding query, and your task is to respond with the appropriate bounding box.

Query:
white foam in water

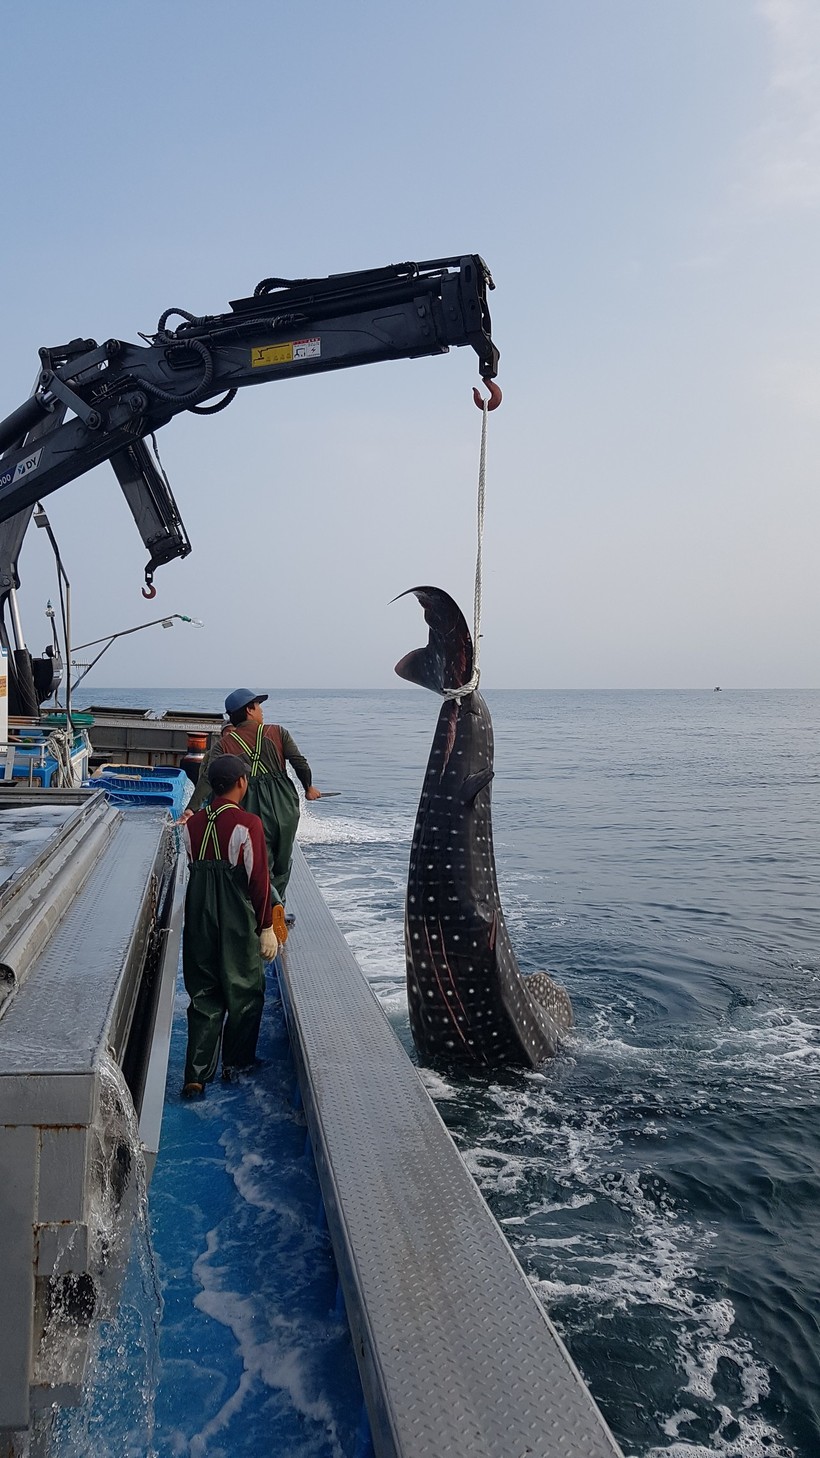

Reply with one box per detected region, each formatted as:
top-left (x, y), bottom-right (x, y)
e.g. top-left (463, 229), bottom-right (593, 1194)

top-left (571, 1014), bottom-right (670, 1072)
top-left (647, 1410), bottom-right (791, 1458)
top-left (702, 1008), bottom-right (820, 1081)
top-left (529, 1200), bottom-right (790, 1458)
top-left (418, 1068), bottom-right (459, 1101)
top-left (226, 1146), bottom-right (300, 1221)
top-left (461, 1145), bottom-right (535, 1197)
top-left (411, 1001), bottom-right (802, 1458)
top-left (473, 1032), bottom-right (798, 1458)
top-left (307, 860), bottom-right (406, 998)
top-left (297, 803), bottom-right (413, 846)
top-left (299, 803), bottom-right (409, 1004)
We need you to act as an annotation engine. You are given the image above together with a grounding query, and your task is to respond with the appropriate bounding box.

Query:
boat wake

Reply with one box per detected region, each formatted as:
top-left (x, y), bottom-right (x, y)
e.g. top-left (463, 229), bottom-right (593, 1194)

top-left (297, 803), bottom-right (413, 846)
top-left (456, 1074), bottom-right (792, 1458)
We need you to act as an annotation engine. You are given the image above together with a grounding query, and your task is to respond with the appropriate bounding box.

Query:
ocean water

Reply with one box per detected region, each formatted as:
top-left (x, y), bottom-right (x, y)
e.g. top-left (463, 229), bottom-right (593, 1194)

top-left (77, 686), bottom-right (820, 1458)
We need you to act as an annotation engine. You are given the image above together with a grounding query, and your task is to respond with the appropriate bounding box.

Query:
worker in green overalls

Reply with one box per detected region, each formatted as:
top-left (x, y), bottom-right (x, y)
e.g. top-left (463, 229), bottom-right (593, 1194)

top-left (182, 688), bottom-right (322, 908)
top-left (181, 754), bottom-right (280, 1097)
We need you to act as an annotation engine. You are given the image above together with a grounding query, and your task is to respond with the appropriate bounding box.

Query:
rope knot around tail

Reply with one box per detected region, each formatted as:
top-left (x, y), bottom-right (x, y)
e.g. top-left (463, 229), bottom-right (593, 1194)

top-left (442, 669), bottom-right (480, 701)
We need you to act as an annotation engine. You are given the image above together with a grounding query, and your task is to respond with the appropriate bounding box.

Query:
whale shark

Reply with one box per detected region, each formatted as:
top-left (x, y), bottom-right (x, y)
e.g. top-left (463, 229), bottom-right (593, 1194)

top-left (395, 586), bottom-right (573, 1069)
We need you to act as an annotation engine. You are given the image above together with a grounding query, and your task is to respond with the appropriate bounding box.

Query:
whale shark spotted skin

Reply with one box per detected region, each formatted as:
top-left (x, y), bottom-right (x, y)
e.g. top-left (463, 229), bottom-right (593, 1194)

top-left (395, 587), bottom-right (572, 1069)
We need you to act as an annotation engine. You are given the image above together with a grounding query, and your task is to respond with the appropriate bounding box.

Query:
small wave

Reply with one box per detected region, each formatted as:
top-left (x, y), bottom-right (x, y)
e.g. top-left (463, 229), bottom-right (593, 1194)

top-left (699, 1008), bottom-right (820, 1080)
top-left (501, 1193), bottom-right (597, 1223)
top-left (298, 808), bottom-right (412, 846)
top-left (446, 1068), bottom-right (789, 1458)
top-left (307, 863), bottom-right (406, 991)
top-left (418, 1068), bottom-right (459, 1101)
top-left (566, 997), bottom-right (820, 1098)
top-left (646, 1403), bottom-right (794, 1458)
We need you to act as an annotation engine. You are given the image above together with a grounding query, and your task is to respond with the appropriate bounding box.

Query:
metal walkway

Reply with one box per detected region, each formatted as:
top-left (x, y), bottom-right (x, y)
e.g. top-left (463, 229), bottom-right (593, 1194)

top-left (0, 800), bottom-right (184, 1436)
top-left (280, 847), bottom-right (623, 1458)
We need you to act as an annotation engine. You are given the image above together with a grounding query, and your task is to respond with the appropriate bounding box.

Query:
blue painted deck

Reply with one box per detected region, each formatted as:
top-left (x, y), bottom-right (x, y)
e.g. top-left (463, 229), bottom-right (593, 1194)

top-left (149, 962), bottom-right (363, 1457)
top-left (44, 848), bottom-right (619, 1458)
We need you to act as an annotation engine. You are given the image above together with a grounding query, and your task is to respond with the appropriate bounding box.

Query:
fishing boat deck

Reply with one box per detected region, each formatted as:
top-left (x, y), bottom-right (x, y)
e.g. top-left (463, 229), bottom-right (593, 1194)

top-left (0, 807), bottom-right (171, 1091)
top-left (0, 799), bottom-right (184, 1433)
top-left (280, 847), bottom-right (623, 1458)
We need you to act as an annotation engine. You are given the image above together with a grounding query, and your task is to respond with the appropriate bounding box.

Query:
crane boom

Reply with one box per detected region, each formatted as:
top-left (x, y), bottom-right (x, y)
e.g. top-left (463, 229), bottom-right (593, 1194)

top-left (0, 255), bottom-right (498, 596)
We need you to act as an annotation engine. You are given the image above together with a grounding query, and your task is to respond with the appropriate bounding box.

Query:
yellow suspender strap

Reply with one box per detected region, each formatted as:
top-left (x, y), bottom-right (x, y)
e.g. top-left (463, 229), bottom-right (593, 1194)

top-left (198, 803), bottom-right (231, 860)
top-left (228, 723), bottom-right (268, 776)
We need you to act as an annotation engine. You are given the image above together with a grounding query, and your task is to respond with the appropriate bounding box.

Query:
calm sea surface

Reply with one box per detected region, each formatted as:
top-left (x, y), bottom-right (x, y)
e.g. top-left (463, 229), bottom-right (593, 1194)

top-left (76, 687), bottom-right (820, 1457)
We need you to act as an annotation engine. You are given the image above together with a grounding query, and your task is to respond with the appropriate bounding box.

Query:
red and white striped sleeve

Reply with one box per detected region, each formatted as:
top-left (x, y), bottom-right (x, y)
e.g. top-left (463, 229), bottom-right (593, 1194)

top-left (227, 815), bottom-right (272, 932)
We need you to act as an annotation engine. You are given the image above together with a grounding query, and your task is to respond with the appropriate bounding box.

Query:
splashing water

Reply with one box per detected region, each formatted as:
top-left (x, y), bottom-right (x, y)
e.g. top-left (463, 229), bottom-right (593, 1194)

top-left (35, 1057), bottom-right (162, 1458)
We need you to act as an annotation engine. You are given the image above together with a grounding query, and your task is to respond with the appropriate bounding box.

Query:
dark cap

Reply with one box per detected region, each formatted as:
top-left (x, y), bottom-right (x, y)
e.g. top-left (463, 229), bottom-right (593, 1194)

top-left (224, 687), bottom-right (268, 716)
top-left (208, 754), bottom-right (250, 795)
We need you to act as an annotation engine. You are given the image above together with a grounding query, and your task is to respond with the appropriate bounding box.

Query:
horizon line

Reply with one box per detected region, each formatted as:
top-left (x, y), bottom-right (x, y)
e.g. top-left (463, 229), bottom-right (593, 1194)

top-left (73, 685), bottom-right (820, 695)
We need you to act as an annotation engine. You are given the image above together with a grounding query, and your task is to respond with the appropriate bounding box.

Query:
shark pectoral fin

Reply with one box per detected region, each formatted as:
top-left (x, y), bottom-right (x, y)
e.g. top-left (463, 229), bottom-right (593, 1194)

top-left (524, 972), bottom-right (574, 1032)
top-left (460, 767), bottom-right (494, 805)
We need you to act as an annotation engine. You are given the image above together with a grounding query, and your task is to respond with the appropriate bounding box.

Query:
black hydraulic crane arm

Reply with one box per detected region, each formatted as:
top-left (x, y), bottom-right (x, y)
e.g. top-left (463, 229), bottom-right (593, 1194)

top-left (0, 255), bottom-right (498, 598)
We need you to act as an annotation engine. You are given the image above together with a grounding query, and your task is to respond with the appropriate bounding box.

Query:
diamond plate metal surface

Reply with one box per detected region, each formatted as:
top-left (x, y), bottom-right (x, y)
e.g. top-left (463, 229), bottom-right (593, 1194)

top-left (281, 848), bottom-right (623, 1458)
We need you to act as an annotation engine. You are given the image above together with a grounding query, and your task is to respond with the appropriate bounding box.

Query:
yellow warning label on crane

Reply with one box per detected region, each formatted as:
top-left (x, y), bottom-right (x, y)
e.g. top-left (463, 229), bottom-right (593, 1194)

top-left (251, 338), bottom-right (321, 368)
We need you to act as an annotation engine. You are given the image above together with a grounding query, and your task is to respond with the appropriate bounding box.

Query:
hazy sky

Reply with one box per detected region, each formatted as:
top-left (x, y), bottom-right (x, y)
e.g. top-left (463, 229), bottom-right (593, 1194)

top-left (2, 1), bottom-right (819, 690)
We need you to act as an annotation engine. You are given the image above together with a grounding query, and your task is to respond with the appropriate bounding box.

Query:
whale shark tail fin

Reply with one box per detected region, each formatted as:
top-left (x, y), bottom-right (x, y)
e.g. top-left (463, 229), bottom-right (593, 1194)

top-left (392, 586), bottom-right (474, 695)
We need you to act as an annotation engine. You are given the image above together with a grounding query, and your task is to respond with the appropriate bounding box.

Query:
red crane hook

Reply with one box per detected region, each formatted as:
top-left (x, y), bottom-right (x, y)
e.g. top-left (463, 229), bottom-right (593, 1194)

top-left (142, 581), bottom-right (157, 600)
top-left (472, 377), bottom-right (502, 412)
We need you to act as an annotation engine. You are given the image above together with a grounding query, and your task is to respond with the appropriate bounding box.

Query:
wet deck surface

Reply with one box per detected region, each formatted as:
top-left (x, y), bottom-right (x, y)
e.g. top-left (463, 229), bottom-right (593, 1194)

top-left (0, 803), bottom-right (73, 888)
top-left (148, 962), bottom-right (363, 1458)
top-left (0, 809), bottom-right (167, 1080)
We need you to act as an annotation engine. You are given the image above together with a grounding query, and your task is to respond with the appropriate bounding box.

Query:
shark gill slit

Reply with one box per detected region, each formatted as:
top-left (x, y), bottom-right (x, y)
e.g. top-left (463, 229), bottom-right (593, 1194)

top-left (424, 920), bottom-right (469, 1046)
top-left (436, 916), bottom-right (472, 1027)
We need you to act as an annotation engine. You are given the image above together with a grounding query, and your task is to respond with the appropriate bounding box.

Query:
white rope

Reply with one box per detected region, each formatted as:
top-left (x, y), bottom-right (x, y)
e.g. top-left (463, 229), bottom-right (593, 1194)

top-left (45, 727), bottom-right (77, 788)
top-left (443, 399), bottom-right (488, 700)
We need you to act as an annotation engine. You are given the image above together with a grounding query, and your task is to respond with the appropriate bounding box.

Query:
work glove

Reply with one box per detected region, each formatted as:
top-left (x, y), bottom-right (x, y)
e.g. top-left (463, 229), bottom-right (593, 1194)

top-left (272, 904), bottom-right (289, 946)
top-left (259, 926), bottom-right (279, 961)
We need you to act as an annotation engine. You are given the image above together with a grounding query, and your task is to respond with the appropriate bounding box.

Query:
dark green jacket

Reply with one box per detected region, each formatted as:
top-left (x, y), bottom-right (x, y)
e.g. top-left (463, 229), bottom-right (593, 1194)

top-left (188, 722), bottom-right (312, 812)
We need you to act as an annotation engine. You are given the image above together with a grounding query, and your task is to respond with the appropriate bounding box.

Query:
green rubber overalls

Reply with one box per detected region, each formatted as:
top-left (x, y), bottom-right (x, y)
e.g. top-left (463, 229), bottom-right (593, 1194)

top-left (227, 723), bottom-right (301, 902)
top-left (182, 803), bottom-right (265, 1085)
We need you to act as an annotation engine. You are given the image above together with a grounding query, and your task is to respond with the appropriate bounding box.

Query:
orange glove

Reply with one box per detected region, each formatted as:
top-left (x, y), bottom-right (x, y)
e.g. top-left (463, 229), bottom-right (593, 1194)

top-left (272, 904), bottom-right (289, 946)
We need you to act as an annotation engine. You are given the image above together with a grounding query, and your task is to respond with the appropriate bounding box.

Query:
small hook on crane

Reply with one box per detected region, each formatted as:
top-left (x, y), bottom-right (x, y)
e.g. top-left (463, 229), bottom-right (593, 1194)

top-left (472, 377), bottom-right (502, 412)
top-left (142, 576), bottom-right (157, 600)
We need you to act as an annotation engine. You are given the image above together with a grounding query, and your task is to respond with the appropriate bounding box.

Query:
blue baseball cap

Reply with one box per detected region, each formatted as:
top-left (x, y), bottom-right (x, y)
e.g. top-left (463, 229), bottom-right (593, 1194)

top-left (224, 688), bottom-right (268, 715)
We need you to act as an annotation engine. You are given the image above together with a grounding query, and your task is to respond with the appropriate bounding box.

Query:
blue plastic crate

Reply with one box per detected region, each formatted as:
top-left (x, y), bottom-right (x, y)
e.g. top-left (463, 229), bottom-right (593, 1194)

top-left (94, 765), bottom-right (191, 819)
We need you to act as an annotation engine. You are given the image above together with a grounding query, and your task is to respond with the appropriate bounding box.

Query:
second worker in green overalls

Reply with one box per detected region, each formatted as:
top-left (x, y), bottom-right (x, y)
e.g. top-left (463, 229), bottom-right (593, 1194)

top-left (183, 688), bottom-right (323, 905)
